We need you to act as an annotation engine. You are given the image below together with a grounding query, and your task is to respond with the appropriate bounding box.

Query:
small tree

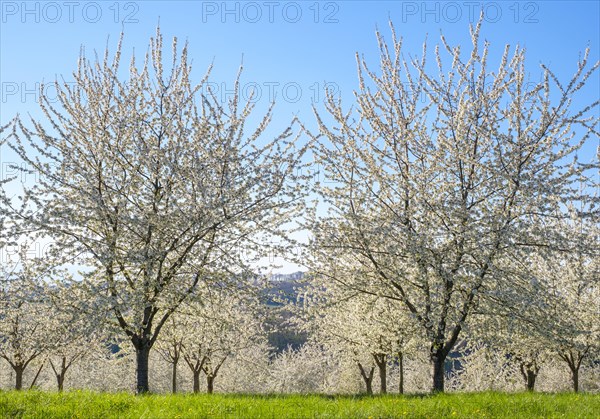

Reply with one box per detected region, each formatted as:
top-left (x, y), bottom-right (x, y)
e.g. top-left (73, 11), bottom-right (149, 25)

top-left (538, 203), bottom-right (599, 393)
top-left (44, 280), bottom-right (106, 391)
top-left (154, 317), bottom-right (184, 393)
top-left (472, 200), bottom-right (600, 393)
top-left (0, 247), bottom-right (53, 390)
top-left (162, 280), bottom-right (266, 394)
top-left (298, 267), bottom-right (420, 395)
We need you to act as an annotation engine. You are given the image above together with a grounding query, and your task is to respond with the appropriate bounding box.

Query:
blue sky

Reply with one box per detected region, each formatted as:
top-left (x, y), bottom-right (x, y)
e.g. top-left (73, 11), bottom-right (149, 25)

top-left (1, 0), bottom-right (599, 272)
top-left (2, 1), bottom-right (598, 126)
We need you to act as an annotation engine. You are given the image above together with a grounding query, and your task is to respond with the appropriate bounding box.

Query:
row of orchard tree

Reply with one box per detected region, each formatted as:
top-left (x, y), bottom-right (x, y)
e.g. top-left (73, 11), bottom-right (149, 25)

top-left (0, 252), bottom-right (265, 393)
top-left (0, 20), bottom-right (598, 394)
top-left (0, 260), bottom-right (598, 394)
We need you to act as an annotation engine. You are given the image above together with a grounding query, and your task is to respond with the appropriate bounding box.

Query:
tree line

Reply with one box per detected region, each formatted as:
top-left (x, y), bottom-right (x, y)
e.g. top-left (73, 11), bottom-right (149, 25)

top-left (0, 20), bottom-right (598, 394)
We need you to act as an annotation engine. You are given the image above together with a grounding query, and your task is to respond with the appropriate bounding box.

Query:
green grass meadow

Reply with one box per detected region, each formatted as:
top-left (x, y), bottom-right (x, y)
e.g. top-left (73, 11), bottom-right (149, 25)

top-left (0, 391), bottom-right (599, 418)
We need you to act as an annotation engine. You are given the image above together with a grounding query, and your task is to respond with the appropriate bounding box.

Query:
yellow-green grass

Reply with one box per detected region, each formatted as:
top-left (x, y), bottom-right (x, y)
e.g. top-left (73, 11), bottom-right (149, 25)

top-left (0, 390), bottom-right (598, 418)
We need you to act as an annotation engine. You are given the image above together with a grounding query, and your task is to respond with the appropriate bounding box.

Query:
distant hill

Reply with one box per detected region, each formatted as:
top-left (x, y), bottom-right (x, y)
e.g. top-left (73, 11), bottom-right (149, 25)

top-left (264, 272), bottom-right (307, 352)
top-left (269, 271), bottom-right (305, 282)
top-left (264, 271), bottom-right (306, 306)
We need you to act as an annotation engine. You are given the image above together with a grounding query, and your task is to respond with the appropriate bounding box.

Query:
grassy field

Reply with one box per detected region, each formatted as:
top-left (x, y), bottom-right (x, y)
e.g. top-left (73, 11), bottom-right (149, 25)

top-left (0, 391), bottom-right (598, 418)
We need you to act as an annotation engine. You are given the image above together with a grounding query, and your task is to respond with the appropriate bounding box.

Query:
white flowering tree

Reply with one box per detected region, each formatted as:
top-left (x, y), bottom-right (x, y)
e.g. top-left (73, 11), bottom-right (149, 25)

top-left (154, 316), bottom-right (184, 393)
top-left (264, 342), bottom-right (353, 394)
top-left (469, 307), bottom-right (552, 392)
top-left (553, 264), bottom-right (599, 393)
top-left (5, 28), bottom-right (307, 393)
top-left (159, 280), bottom-right (267, 393)
top-left (473, 195), bottom-right (599, 392)
top-left (0, 247), bottom-right (55, 390)
top-left (44, 279), bottom-right (108, 391)
top-left (537, 203), bottom-right (599, 393)
top-left (306, 19), bottom-right (599, 392)
top-left (298, 266), bottom-right (421, 395)
top-left (0, 121), bottom-right (15, 291)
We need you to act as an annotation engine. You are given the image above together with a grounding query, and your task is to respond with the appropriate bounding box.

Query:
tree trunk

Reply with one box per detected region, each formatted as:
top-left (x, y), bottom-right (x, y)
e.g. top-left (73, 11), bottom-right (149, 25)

top-left (185, 355), bottom-right (205, 394)
top-left (398, 351), bottom-right (404, 395)
top-left (570, 367), bottom-right (579, 393)
top-left (14, 366), bottom-right (24, 391)
top-left (525, 369), bottom-right (537, 391)
top-left (520, 361), bottom-right (539, 392)
top-left (29, 362), bottom-right (45, 390)
top-left (56, 357), bottom-right (67, 391)
top-left (560, 350), bottom-right (585, 393)
top-left (431, 353), bottom-right (446, 393)
top-left (57, 372), bottom-right (66, 392)
top-left (373, 353), bottom-right (387, 394)
top-left (135, 345), bottom-right (151, 394)
top-left (364, 374), bottom-right (373, 396)
top-left (206, 375), bottom-right (215, 394)
top-left (193, 370), bottom-right (201, 393)
top-left (50, 356), bottom-right (73, 392)
top-left (357, 362), bottom-right (375, 396)
top-left (172, 360), bottom-right (178, 393)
